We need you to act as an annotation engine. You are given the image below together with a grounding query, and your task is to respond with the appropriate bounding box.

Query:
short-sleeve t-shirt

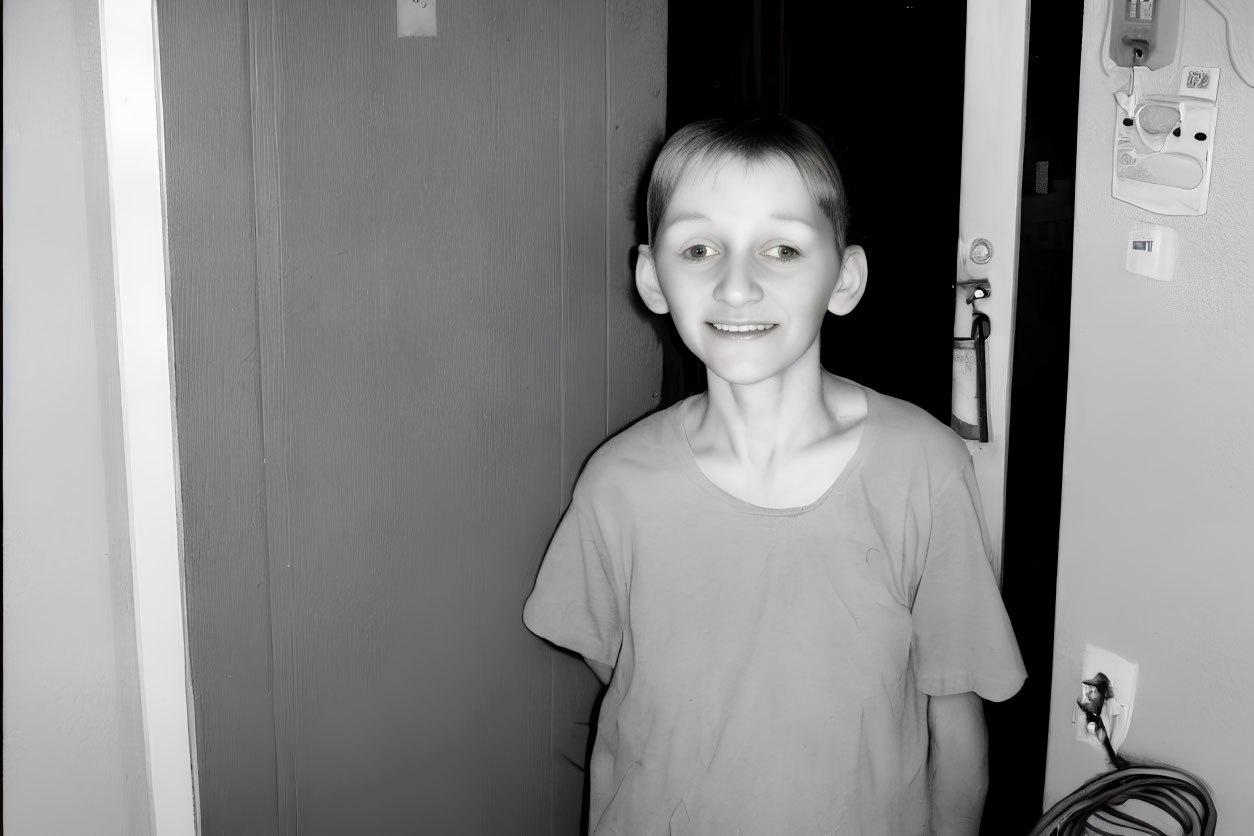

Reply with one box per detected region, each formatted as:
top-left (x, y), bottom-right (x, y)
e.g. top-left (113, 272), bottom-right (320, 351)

top-left (523, 386), bottom-right (1026, 836)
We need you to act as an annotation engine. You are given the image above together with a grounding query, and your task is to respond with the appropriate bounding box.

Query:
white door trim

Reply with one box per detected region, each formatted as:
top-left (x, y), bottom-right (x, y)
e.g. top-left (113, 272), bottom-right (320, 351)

top-left (956, 0), bottom-right (1031, 579)
top-left (98, 1), bottom-right (198, 833)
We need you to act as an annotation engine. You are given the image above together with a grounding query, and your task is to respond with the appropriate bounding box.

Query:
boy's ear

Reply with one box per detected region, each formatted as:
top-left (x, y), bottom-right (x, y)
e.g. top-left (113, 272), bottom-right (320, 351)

top-left (635, 245), bottom-right (670, 315)
top-left (827, 244), bottom-right (868, 316)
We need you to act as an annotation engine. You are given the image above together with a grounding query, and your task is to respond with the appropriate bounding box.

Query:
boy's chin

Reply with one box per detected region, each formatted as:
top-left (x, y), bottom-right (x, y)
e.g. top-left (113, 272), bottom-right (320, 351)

top-left (702, 362), bottom-right (792, 388)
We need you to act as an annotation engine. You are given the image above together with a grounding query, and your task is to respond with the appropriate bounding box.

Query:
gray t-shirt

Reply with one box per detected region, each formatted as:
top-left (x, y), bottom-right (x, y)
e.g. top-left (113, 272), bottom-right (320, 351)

top-left (523, 386), bottom-right (1026, 835)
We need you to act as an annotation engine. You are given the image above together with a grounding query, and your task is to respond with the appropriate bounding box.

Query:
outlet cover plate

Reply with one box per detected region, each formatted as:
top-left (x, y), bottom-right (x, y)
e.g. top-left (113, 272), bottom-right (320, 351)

top-left (1074, 644), bottom-right (1139, 753)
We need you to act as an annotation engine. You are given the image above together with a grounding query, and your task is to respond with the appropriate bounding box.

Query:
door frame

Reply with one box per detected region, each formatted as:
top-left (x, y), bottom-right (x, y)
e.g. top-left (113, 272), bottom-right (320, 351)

top-left (98, 0), bottom-right (198, 832)
top-left (956, 0), bottom-right (1031, 576)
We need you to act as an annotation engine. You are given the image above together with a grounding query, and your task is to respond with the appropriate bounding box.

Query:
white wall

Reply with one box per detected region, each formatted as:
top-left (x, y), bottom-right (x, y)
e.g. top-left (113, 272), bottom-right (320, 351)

top-left (1045, 0), bottom-right (1254, 825)
top-left (1, 1), bottom-right (151, 833)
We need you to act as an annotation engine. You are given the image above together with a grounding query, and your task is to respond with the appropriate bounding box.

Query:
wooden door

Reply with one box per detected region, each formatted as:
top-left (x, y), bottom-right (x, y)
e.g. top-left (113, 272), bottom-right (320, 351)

top-left (159, 1), bottom-right (665, 832)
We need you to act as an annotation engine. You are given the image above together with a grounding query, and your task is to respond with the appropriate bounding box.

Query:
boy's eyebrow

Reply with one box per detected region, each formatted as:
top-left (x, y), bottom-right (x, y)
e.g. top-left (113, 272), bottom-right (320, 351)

top-left (664, 212), bottom-right (709, 224)
top-left (768, 213), bottom-right (817, 225)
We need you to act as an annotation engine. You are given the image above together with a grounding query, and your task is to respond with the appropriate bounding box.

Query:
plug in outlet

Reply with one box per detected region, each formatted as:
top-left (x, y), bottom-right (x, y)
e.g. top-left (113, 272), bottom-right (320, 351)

top-left (1074, 644), bottom-right (1138, 755)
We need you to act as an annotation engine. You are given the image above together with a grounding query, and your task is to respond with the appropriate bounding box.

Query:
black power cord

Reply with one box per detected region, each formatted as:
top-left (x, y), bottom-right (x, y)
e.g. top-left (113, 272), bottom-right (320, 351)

top-left (1027, 672), bottom-right (1217, 835)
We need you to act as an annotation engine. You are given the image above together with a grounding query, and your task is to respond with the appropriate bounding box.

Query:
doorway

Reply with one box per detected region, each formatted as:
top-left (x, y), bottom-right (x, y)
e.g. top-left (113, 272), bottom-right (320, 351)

top-left (664, 0), bottom-right (965, 418)
top-left (665, 0), bottom-right (1081, 829)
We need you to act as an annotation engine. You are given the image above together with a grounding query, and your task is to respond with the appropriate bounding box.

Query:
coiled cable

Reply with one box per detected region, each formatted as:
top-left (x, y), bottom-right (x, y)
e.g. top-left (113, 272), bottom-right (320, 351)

top-left (1027, 675), bottom-right (1216, 835)
top-left (1027, 763), bottom-right (1216, 835)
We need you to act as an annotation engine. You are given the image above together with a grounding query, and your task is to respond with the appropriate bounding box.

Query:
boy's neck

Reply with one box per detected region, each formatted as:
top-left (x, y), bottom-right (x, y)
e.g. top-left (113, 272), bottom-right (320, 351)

top-left (692, 354), bottom-right (841, 465)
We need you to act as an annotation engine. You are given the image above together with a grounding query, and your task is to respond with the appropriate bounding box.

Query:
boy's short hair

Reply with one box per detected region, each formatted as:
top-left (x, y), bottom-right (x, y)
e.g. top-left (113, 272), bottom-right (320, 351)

top-left (646, 115), bottom-right (851, 253)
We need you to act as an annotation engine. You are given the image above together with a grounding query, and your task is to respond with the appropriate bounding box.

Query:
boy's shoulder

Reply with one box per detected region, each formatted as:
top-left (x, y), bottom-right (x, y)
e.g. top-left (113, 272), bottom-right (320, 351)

top-left (576, 398), bottom-right (689, 488)
top-left (864, 386), bottom-right (972, 474)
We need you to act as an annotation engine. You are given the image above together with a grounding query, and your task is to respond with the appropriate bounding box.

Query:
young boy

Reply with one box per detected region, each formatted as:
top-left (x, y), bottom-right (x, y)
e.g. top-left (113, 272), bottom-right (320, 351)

top-left (523, 116), bottom-right (1026, 835)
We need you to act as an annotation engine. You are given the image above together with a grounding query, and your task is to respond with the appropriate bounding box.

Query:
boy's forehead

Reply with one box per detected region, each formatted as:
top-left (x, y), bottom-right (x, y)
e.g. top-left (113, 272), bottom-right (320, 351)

top-left (662, 154), bottom-right (821, 221)
top-left (679, 151), bottom-right (790, 187)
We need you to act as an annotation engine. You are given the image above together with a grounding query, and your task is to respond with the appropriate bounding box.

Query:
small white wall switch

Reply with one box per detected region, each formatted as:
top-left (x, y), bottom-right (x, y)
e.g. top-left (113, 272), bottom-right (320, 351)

top-left (1126, 224), bottom-right (1178, 281)
top-left (398, 0), bottom-right (437, 38)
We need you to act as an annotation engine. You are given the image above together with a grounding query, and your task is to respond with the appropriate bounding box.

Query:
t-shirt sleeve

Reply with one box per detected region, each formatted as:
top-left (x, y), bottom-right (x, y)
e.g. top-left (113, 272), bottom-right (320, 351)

top-left (522, 486), bottom-right (623, 670)
top-left (911, 463), bottom-right (1027, 702)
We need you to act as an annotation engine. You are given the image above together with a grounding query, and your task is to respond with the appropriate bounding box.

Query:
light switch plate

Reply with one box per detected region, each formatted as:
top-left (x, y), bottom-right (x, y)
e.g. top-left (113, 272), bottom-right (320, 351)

top-left (1126, 224), bottom-right (1178, 281)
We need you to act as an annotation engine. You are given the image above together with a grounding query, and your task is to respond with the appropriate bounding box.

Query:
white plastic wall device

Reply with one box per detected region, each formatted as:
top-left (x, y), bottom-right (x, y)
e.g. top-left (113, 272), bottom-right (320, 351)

top-left (1111, 67), bottom-right (1220, 216)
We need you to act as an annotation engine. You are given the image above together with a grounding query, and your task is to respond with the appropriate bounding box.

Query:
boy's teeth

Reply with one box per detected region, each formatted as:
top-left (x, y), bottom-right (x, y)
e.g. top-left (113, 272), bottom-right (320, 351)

top-left (712, 323), bottom-right (772, 332)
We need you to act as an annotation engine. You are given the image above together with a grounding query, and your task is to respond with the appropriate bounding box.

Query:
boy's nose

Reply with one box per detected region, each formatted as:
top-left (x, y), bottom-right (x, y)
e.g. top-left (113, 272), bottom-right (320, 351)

top-left (713, 258), bottom-right (764, 306)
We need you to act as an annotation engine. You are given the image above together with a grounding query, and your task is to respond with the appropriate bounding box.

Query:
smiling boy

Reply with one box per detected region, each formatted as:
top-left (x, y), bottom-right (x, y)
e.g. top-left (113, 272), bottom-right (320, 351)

top-left (523, 116), bottom-right (1025, 835)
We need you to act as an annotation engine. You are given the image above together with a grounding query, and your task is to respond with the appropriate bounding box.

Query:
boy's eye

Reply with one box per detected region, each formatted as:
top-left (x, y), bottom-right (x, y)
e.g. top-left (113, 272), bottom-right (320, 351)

top-left (681, 244), bottom-right (719, 260)
top-left (764, 244), bottom-right (801, 260)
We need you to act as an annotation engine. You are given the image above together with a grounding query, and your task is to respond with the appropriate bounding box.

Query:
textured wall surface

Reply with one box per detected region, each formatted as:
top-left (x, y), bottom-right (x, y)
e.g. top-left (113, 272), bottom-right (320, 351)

top-left (1, 1), bottom-right (150, 833)
top-left (1045, 0), bottom-right (1254, 824)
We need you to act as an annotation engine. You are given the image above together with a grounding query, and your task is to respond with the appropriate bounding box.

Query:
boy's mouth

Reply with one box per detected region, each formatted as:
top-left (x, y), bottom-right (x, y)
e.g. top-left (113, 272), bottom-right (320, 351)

top-left (708, 322), bottom-right (777, 335)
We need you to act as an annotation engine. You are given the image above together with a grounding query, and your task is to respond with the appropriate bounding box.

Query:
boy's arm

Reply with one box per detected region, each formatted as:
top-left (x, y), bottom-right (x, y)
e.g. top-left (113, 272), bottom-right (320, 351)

top-left (927, 691), bottom-right (988, 836)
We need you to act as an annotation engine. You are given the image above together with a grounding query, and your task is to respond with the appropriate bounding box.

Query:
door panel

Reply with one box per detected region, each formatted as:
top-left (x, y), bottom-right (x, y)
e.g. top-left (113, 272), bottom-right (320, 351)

top-left (164, 0), bottom-right (665, 832)
top-left (270, 5), bottom-right (561, 829)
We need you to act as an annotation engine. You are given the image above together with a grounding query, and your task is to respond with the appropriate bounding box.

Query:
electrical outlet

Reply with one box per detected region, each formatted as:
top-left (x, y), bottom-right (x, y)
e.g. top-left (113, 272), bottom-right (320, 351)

top-left (1074, 644), bottom-right (1138, 754)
